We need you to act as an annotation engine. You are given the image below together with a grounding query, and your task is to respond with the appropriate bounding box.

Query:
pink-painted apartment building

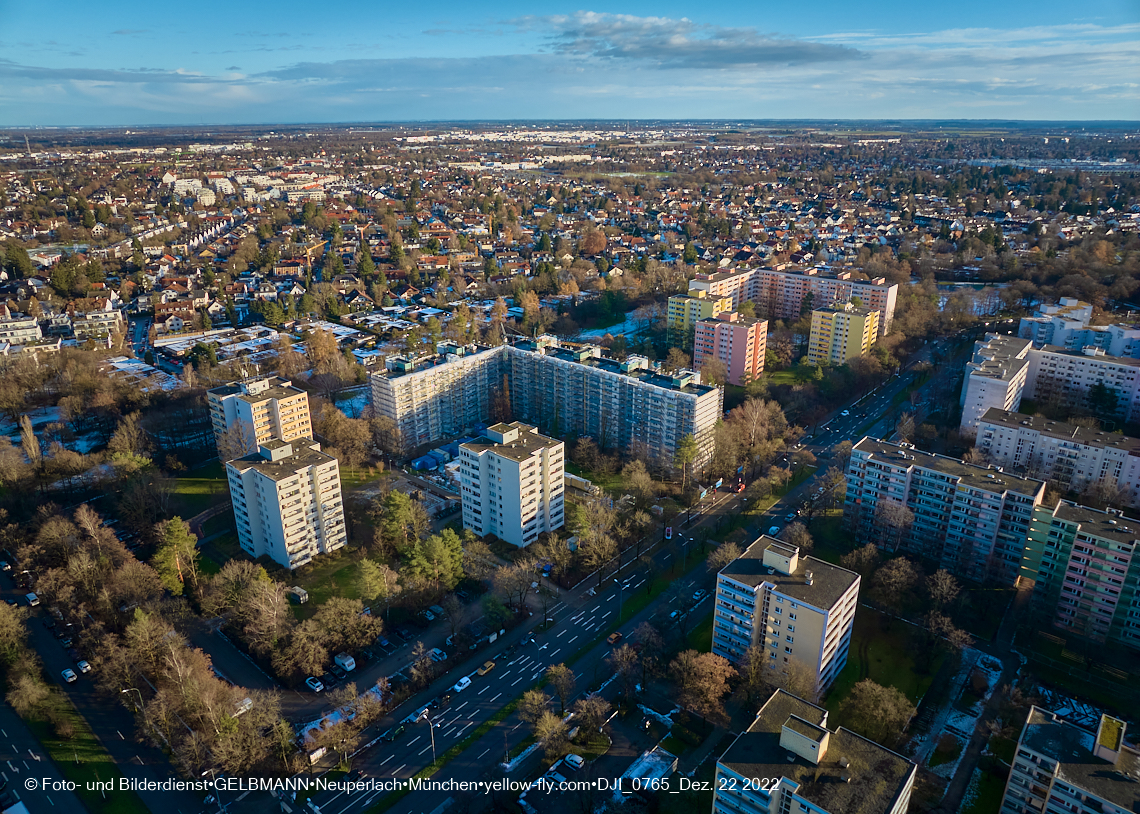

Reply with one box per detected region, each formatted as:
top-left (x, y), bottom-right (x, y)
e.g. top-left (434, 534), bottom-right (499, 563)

top-left (694, 312), bottom-right (768, 386)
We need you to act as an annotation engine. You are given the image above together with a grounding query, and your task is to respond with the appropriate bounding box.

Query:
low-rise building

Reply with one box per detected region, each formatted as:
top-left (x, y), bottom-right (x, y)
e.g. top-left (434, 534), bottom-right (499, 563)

top-left (714, 689), bottom-right (917, 814)
top-left (459, 421), bottom-right (565, 548)
top-left (225, 438), bottom-right (346, 570)
top-left (713, 537), bottom-right (859, 692)
top-left (844, 437), bottom-right (1046, 584)
top-left (999, 708), bottom-right (1138, 814)
top-left (1021, 500), bottom-right (1140, 650)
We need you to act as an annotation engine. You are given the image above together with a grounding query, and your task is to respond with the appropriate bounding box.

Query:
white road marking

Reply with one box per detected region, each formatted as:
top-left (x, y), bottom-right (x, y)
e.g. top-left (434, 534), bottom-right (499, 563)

top-left (489, 693), bottom-right (502, 703)
top-left (478, 748), bottom-right (491, 759)
top-left (478, 686), bottom-right (490, 695)
top-left (511, 676), bottom-right (524, 686)
top-left (589, 605), bottom-right (601, 614)
top-left (407, 736), bottom-right (421, 746)
top-left (377, 755), bottom-right (393, 766)
top-left (568, 635), bottom-right (578, 644)
top-left (556, 630), bottom-right (567, 638)
top-left (394, 764), bottom-right (406, 775)
top-left (456, 722), bottom-right (474, 736)
top-left (455, 701), bottom-right (468, 711)
top-left (418, 745), bottom-right (432, 756)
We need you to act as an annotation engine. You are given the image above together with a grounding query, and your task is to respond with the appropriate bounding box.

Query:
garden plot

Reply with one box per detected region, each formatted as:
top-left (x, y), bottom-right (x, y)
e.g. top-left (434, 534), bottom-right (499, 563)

top-left (925, 654), bottom-right (1004, 781)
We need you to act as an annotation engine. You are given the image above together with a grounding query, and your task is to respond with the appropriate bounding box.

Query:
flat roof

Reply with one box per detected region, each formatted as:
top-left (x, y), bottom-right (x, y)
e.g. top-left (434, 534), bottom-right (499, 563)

top-left (1021, 707), bottom-right (1140, 809)
top-left (979, 409), bottom-right (1140, 455)
top-left (460, 424), bottom-right (562, 463)
top-left (229, 439), bottom-right (335, 481)
top-left (1037, 345), bottom-right (1140, 367)
top-left (854, 437), bottom-right (1045, 499)
top-left (719, 537), bottom-right (859, 611)
top-left (719, 691), bottom-right (915, 814)
top-left (1048, 501), bottom-right (1140, 547)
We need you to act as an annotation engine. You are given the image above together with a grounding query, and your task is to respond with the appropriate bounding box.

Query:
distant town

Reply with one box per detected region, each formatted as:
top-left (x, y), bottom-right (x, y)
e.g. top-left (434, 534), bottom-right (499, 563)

top-left (0, 121), bottom-right (1137, 814)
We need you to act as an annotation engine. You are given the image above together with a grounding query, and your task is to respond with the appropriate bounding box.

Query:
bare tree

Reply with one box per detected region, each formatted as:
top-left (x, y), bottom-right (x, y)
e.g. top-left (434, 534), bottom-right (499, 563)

top-left (534, 711), bottom-right (569, 760)
top-left (606, 644), bottom-right (640, 695)
top-left (545, 664), bottom-right (576, 716)
top-left (926, 569), bottom-right (961, 611)
top-left (839, 679), bottom-right (915, 746)
top-left (781, 521), bottom-right (813, 552)
top-left (519, 689), bottom-right (552, 725)
top-left (841, 542), bottom-right (880, 578)
top-left (875, 499), bottom-right (914, 553)
top-left (707, 541), bottom-right (742, 573)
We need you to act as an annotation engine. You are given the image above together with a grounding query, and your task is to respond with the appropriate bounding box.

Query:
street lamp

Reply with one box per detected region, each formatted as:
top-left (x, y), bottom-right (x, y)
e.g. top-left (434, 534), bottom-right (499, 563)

top-left (418, 710), bottom-right (438, 763)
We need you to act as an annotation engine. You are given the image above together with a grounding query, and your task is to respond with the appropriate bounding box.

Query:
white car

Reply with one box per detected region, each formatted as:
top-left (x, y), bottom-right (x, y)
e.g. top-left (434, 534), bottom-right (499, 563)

top-left (841, 410), bottom-right (850, 417)
top-left (564, 754), bottom-right (585, 771)
top-left (61, 669), bottom-right (77, 683)
top-left (453, 676), bottom-right (472, 692)
top-left (305, 676), bottom-right (325, 693)
top-left (76, 660), bottom-right (92, 674)
top-left (430, 648), bottom-right (447, 662)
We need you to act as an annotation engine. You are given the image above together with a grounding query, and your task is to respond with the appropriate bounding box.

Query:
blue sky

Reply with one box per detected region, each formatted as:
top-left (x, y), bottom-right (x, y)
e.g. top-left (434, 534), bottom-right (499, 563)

top-left (1, 1), bottom-right (1137, 125)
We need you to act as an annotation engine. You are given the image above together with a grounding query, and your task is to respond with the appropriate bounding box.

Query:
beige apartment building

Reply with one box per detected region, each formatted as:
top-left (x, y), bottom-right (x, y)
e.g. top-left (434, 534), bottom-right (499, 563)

top-left (714, 690), bottom-right (917, 814)
top-left (225, 438), bottom-right (346, 570)
top-left (713, 538), bottom-right (860, 692)
top-left (458, 422), bottom-right (565, 548)
top-left (208, 376), bottom-right (313, 459)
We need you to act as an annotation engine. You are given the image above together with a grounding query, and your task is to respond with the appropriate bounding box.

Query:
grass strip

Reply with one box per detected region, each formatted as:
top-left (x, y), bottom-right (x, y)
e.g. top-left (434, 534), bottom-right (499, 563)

top-left (25, 691), bottom-right (150, 814)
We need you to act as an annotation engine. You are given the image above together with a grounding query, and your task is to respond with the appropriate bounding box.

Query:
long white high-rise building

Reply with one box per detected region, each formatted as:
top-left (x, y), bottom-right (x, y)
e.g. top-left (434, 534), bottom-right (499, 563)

top-left (458, 422), bottom-right (565, 548)
top-left (225, 438), bottom-right (346, 570)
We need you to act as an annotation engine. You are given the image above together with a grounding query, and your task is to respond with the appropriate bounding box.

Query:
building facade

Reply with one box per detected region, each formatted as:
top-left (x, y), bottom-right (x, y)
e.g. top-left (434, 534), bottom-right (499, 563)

top-left (1024, 346), bottom-right (1140, 424)
top-left (960, 334), bottom-right (1033, 432)
top-left (371, 337), bottom-right (724, 467)
top-left (807, 302), bottom-right (879, 366)
top-left (666, 291), bottom-right (733, 348)
top-left (1020, 501), bottom-right (1140, 651)
top-left (207, 376), bottom-right (313, 459)
top-left (0, 307), bottom-right (43, 344)
top-left (1018, 297), bottom-right (1140, 358)
top-left (844, 437), bottom-right (1046, 584)
top-left (225, 439), bottom-right (347, 570)
top-left (693, 312), bottom-right (768, 386)
top-left (976, 408), bottom-right (1140, 504)
top-left (999, 708), bottom-right (1138, 814)
top-left (458, 421), bottom-right (565, 548)
top-left (688, 266), bottom-right (898, 336)
top-left (713, 538), bottom-right (859, 692)
top-left (714, 690), bottom-right (916, 814)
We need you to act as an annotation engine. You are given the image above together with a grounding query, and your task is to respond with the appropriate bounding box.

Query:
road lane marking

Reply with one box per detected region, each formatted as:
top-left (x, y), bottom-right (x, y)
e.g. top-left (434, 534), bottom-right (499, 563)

top-left (568, 635), bottom-right (578, 644)
top-left (377, 755), bottom-right (393, 766)
top-left (511, 676), bottom-right (524, 686)
top-left (407, 736), bottom-right (421, 746)
top-left (418, 745), bottom-right (431, 756)
top-left (478, 748), bottom-right (491, 759)
top-left (394, 764), bottom-right (406, 775)
top-left (556, 630), bottom-right (567, 638)
top-left (589, 605), bottom-right (600, 614)
top-left (489, 693), bottom-right (502, 703)
top-left (455, 701), bottom-right (468, 711)
top-left (478, 686), bottom-right (489, 695)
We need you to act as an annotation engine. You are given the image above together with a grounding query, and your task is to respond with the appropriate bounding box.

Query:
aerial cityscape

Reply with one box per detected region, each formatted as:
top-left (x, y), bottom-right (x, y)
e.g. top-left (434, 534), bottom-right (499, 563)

top-left (0, 5), bottom-right (1138, 814)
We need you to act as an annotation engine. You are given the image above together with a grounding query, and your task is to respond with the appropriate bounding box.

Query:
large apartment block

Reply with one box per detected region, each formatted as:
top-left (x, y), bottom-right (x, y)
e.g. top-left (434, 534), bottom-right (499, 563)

top-left (1000, 708), bottom-right (1138, 814)
top-left (960, 334), bottom-right (1033, 431)
top-left (713, 538), bottom-right (859, 692)
top-left (666, 291), bottom-right (733, 347)
top-left (976, 408), bottom-right (1140, 505)
top-left (371, 337), bottom-right (724, 467)
top-left (207, 376), bottom-right (313, 459)
top-left (807, 302), bottom-right (879, 366)
top-left (1024, 346), bottom-right (1140, 423)
top-left (1019, 297), bottom-right (1140, 358)
top-left (1020, 501), bottom-right (1140, 651)
top-left (459, 422), bottom-right (565, 548)
top-left (714, 690), bottom-right (916, 814)
top-left (225, 439), bottom-right (347, 570)
top-left (688, 265), bottom-right (897, 336)
top-left (694, 312), bottom-right (768, 386)
top-left (844, 437), bottom-right (1046, 584)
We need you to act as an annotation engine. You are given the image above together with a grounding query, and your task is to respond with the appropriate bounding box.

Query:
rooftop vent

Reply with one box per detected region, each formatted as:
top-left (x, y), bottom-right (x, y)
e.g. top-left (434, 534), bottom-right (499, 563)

top-left (840, 771), bottom-right (853, 784)
top-left (1109, 519), bottom-right (1117, 525)
top-left (767, 566), bottom-right (776, 575)
top-left (839, 757), bottom-right (850, 769)
top-left (805, 570), bottom-right (814, 586)
top-left (786, 752), bottom-right (797, 763)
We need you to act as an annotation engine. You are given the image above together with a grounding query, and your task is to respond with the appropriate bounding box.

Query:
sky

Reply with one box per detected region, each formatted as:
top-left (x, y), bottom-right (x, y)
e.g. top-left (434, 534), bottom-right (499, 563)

top-left (0, 1), bottom-right (1138, 126)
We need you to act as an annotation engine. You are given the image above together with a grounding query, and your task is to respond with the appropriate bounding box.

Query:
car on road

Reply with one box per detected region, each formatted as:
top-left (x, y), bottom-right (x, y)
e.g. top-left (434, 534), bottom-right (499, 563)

top-left (784, 512), bottom-right (797, 522)
top-left (520, 634), bottom-right (535, 646)
top-left (24, 592), bottom-right (39, 607)
top-left (477, 660), bottom-right (495, 676)
top-left (669, 609), bottom-right (686, 622)
top-left (76, 660), bottom-right (91, 674)
top-left (61, 669), bottom-right (77, 683)
top-left (768, 526), bottom-right (781, 536)
top-left (381, 723), bottom-right (406, 741)
top-left (430, 648), bottom-right (447, 662)
top-left (606, 632), bottom-right (623, 645)
top-left (840, 410), bottom-right (850, 417)
top-left (430, 692), bottom-right (452, 709)
top-left (305, 676), bottom-right (325, 693)
top-left (453, 676), bottom-right (472, 692)
top-left (692, 589), bottom-right (709, 604)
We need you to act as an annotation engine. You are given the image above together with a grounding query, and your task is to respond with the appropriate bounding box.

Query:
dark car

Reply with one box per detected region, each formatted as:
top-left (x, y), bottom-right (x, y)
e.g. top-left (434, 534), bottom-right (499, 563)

top-left (330, 664), bottom-right (348, 681)
top-left (375, 636), bottom-right (392, 650)
top-left (381, 723), bottom-right (406, 742)
top-left (321, 672), bottom-right (339, 689)
top-left (395, 627), bottom-right (413, 642)
top-left (430, 692), bottom-right (452, 709)
top-left (42, 618), bottom-right (56, 631)
top-left (59, 636), bottom-right (74, 648)
top-left (357, 647), bottom-right (375, 664)
top-left (67, 648), bottom-right (81, 662)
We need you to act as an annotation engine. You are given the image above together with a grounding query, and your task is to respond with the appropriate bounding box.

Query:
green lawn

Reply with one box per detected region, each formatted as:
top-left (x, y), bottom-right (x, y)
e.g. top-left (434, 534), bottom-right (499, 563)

top-left (687, 613), bottom-right (714, 652)
top-left (962, 768), bottom-right (1008, 814)
top-left (288, 553), bottom-right (363, 618)
top-left (564, 461), bottom-right (625, 497)
top-left (825, 606), bottom-right (941, 723)
top-left (170, 461), bottom-right (228, 518)
top-left (26, 693), bottom-right (150, 814)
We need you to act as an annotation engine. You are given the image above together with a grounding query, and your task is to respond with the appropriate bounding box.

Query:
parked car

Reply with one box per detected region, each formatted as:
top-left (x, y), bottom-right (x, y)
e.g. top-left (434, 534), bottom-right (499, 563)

top-left (61, 669), bottom-right (77, 683)
top-left (564, 754), bottom-right (585, 771)
top-left (24, 593), bottom-right (39, 607)
top-left (841, 410), bottom-right (850, 417)
top-left (76, 660), bottom-right (92, 674)
top-left (453, 676), bottom-right (472, 692)
top-left (305, 677), bottom-right (324, 693)
top-left (477, 660), bottom-right (495, 676)
top-left (321, 672), bottom-right (339, 689)
top-left (395, 627), bottom-right (413, 642)
top-left (767, 526), bottom-right (781, 536)
top-left (381, 723), bottom-right (406, 742)
top-left (692, 590), bottom-right (708, 604)
top-left (784, 512), bottom-right (797, 522)
top-left (431, 692), bottom-right (452, 708)
top-left (330, 664), bottom-right (348, 681)
top-left (429, 648), bottom-right (447, 663)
